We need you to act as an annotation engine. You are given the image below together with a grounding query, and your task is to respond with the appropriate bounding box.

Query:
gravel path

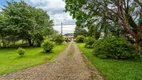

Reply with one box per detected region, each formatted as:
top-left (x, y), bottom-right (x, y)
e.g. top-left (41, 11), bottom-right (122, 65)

top-left (1, 41), bottom-right (103, 80)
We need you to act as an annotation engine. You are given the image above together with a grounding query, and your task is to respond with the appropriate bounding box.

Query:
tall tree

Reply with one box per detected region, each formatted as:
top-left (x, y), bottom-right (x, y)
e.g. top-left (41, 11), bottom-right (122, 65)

top-left (65, 0), bottom-right (142, 53)
top-left (0, 0), bottom-right (54, 47)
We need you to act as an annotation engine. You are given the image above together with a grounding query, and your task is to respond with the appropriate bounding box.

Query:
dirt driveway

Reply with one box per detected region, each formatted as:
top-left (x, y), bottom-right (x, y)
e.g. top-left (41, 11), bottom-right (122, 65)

top-left (1, 41), bottom-right (103, 80)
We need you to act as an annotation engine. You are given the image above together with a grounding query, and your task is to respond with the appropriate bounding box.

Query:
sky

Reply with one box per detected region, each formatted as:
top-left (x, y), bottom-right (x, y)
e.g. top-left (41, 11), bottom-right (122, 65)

top-left (0, 0), bottom-right (76, 34)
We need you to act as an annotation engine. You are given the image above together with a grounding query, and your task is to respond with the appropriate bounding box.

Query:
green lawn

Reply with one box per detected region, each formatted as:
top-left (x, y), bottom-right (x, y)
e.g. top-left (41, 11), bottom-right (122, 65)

top-left (77, 43), bottom-right (142, 80)
top-left (0, 43), bottom-right (67, 75)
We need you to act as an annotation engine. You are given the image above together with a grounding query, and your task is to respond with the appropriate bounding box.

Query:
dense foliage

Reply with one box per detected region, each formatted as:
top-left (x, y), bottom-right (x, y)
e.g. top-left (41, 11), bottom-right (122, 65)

top-left (84, 37), bottom-right (95, 48)
top-left (93, 37), bottom-right (138, 59)
top-left (54, 34), bottom-right (64, 45)
top-left (65, 0), bottom-right (142, 53)
top-left (78, 43), bottom-right (142, 80)
top-left (17, 47), bottom-right (25, 57)
top-left (74, 26), bottom-right (87, 38)
top-left (41, 38), bottom-right (54, 52)
top-left (75, 35), bottom-right (85, 43)
top-left (0, 1), bottom-right (54, 47)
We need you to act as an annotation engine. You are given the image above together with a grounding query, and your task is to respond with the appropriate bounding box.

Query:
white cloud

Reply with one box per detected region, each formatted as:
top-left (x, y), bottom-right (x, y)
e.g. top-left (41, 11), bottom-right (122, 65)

top-left (26, 0), bottom-right (76, 33)
top-left (0, 7), bottom-right (2, 12)
top-left (36, 0), bottom-right (65, 11)
top-left (50, 12), bottom-right (76, 25)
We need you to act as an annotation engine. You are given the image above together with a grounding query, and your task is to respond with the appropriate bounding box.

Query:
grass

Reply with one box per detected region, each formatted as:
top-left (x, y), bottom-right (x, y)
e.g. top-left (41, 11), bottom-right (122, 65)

top-left (0, 43), bottom-right (67, 75)
top-left (77, 43), bottom-right (142, 80)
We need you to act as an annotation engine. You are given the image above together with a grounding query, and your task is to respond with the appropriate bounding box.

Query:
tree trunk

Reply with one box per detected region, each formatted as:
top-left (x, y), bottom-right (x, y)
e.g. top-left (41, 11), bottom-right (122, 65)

top-left (137, 7), bottom-right (142, 53)
top-left (13, 41), bottom-right (16, 47)
top-left (135, 39), bottom-right (141, 53)
top-left (22, 40), bottom-right (24, 44)
top-left (117, 0), bottom-right (142, 53)
top-left (32, 40), bottom-right (35, 46)
top-left (37, 41), bottom-right (41, 47)
top-left (27, 39), bottom-right (33, 46)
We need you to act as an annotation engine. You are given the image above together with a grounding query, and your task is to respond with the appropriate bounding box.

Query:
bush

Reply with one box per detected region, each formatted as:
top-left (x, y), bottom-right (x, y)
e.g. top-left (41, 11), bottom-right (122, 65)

top-left (54, 34), bottom-right (64, 44)
top-left (41, 38), bottom-right (54, 52)
top-left (75, 35), bottom-right (85, 43)
top-left (17, 47), bottom-right (25, 57)
top-left (93, 37), bottom-right (138, 59)
top-left (84, 37), bottom-right (95, 48)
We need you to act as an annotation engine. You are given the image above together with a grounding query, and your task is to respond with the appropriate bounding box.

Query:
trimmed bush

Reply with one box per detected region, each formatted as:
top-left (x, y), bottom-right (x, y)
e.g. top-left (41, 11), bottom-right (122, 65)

top-left (84, 37), bottom-right (95, 48)
top-left (17, 47), bottom-right (25, 57)
top-left (75, 35), bottom-right (85, 43)
top-left (93, 37), bottom-right (138, 59)
top-left (54, 34), bottom-right (64, 44)
top-left (41, 38), bottom-right (54, 52)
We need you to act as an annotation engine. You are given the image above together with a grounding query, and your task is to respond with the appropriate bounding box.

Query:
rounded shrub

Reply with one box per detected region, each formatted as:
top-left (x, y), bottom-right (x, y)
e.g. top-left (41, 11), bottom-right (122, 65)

top-left (75, 35), bottom-right (85, 43)
top-left (84, 37), bottom-right (95, 48)
top-left (54, 34), bottom-right (64, 45)
top-left (93, 37), bottom-right (138, 59)
top-left (41, 38), bottom-right (54, 52)
top-left (17, 47), bottom-right (25, 57)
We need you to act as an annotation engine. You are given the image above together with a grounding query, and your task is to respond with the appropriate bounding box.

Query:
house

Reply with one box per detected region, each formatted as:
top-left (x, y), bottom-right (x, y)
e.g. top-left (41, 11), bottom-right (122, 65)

top-left (63, 33), bottom-right (74, 42)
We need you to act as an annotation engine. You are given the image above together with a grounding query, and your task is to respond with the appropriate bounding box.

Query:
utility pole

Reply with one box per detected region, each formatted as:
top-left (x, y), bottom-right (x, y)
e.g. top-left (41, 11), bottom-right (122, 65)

top-left (61, 23), bottom-right (63, 35)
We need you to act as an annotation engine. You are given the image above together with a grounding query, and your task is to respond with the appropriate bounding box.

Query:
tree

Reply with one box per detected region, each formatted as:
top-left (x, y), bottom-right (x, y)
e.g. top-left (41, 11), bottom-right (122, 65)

top-left (74, 26), bottom-right (87, 38)
top-left (0, 0), bottom-right (54, 47)
top-left (65, 0), bottom-right (142, 53)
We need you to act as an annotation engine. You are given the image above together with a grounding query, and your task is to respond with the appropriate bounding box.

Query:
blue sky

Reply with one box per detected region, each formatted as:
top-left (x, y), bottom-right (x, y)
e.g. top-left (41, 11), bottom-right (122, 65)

top-left (0, 0), bottom-right (21, 6)
top-left (0, 0), bottom-right (76, 34)
top-left (0, 0), bottom-right (8, 6)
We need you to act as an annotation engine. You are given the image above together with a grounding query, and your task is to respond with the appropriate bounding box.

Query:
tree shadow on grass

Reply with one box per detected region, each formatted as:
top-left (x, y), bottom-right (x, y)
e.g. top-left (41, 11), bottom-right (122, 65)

top-left (39, 50), bottom-right (54, 54)
top-left (13, 55), bottom-right (27, 60)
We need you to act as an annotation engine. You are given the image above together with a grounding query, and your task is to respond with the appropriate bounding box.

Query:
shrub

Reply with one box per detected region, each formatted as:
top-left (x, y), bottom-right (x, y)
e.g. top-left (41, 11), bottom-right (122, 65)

top-left (75, 35), bottom-right (85, 43)
top-left (93, 37), bottom-right (138, 59)
top-left (84, 37), bottom-right (95, 48)
top-left (17, 47), bottom-right (25, 57)
top-left (54, 34), bottom-right (64, 44)
top-left (41, 38), bottom-right (54, 52)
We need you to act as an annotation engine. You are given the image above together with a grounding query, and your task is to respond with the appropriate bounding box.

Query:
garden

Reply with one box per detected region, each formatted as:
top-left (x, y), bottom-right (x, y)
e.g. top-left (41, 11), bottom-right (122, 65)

top-left (0, 1), bottom-right (66, 75)
top-left (74, 35), bottom-right (142, 80)
top-left (65, 0), bottom-right (142, 79)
